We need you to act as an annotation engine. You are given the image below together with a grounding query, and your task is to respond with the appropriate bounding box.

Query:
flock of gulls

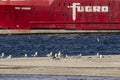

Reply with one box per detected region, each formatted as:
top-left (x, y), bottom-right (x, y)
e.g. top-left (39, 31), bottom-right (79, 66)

top-left (0, 52), bottom-right (38, 59)
top-left (0, 51), bottom-right (104, 59)
top-left (0, 52), bottom-right (68, 59)
top-left (0, 38), bottom-right (103, 59)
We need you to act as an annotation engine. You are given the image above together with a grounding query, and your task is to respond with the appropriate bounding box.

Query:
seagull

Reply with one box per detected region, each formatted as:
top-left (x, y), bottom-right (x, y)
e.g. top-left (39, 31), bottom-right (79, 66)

top-left (79, 54), bottom-right (82, 57)
top-left (55, 53), bottom-right (58, 58)
top-left (46, 52), bottom-right (53, 57)
top-left (32, 52), bottom-right (38, 57)
top-left (76, 53), bottom-right (82, 58)
top-left (96, 53), bottom-right (100, 58)
top-left (34, 52), bottom-right (38, 57)
top-left (0, 53), bottom-right (4, 58)
top-left (58, 51), bottom-right (63, 58)
top-left (99, 54), bottom-right (104, 58)
top-left (6, 55), bottom-right (12, 59)
top-left (24, 54), bottom-right (27, 57)
top-left (58, 52), bottom-right (61, 56)
top-left (65, 54), bottom-right (69, 58)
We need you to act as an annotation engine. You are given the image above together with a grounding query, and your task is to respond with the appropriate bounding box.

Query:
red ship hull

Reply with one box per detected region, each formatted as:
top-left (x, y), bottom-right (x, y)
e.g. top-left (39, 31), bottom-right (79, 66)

top-left (0, 0), bottom-right (120, 30)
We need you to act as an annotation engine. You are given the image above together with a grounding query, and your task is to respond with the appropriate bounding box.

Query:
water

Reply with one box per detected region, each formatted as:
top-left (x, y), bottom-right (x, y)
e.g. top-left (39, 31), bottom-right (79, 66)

top-left (0, 34), bottom-right (120, 79)
top-left (0, 34), bottom-right (120, 57)
top-left (0, 75), bottom-right (119, 80)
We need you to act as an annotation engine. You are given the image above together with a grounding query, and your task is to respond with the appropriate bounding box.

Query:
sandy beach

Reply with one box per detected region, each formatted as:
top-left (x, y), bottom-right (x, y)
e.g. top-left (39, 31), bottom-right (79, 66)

top-left (0, 55), bottom-right (120, 77)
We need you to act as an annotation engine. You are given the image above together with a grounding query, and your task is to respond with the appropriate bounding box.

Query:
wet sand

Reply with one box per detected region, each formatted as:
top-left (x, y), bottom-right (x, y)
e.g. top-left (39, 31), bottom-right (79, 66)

top-left (0, 55), bottom-right (120, 77)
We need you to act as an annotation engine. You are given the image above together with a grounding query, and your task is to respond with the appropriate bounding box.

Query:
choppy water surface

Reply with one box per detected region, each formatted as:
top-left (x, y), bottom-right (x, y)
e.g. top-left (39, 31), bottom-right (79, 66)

top-left (0, 75), bottom-right (119, 80)
top-left (0, 34), bottom-right (120, 57)
top-left (0, 34), bottom-right (120, 79)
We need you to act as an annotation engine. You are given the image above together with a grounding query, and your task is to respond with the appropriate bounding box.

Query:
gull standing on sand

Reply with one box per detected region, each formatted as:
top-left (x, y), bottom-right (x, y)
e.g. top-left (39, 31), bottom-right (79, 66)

top-left (79, 54), bottom-right (82, 57)
top-left (46, 52), bottom-right (53, 57)
top-left (6, 55), bottom-right (12, 59)
top-left (58, 51), bottom-right (63, 58)
top-left (24, 54), bottom-right (27, 57)
top-left (32, 52), bottom-right (38, 57)
top-left (65, 54), bottom-right (69, 58)
top-left (99, 54), bottom-right (104, 58)
top-left (0, 53), bottom-right (4, 58)
top-left (96, 53), bottom-right (100, 58)
top-left (76, 53), bottom-right (82, 58)
top-left (55, 53), bottom-right (58, 58)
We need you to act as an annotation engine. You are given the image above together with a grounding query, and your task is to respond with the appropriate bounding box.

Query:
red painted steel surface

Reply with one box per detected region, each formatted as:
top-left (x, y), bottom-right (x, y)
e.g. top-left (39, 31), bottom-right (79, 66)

top-left (0, 0), bottom-right (120, 30)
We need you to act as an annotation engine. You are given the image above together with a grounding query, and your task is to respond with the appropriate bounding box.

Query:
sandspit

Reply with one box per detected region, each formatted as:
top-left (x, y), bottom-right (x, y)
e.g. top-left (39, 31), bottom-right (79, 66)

top-left (0, 55), bottom-right (120, 77)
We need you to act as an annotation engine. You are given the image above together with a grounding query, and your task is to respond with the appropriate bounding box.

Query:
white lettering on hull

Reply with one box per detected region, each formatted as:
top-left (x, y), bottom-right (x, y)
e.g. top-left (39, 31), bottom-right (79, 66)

top-left (15, 7), bottom-right (31, 10)
top-left (68, 3), bottom-right (109, 21)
